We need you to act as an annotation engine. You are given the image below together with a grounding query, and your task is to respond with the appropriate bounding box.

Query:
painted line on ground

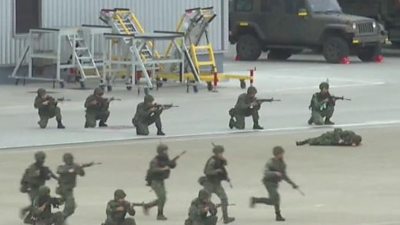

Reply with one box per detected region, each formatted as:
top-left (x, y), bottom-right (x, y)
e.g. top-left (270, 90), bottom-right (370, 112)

top-left (1, 119), bottom-right (400, 153)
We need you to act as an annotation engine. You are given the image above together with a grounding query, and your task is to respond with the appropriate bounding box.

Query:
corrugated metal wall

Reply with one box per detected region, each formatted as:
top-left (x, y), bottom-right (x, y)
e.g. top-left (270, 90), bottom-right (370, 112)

top-left (0, 0), bottom-right (228, 66)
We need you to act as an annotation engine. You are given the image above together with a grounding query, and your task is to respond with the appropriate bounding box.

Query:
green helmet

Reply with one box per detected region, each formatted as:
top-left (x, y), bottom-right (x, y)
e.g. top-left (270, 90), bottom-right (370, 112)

top-left (319, 82), bottom-right (329, 90)
top-left (272, 146), bottom-right (285, 156)
top-left (247, 86), bottom-right (257, 95)
top-left (333, 128), bottom-right (343, 135)
top-left (34, 151), bottom-right (46, 162)
top-left (37, 88), bottom-right (46, 96)
top-left (198, 189), bottom-right (210, 200)
top-left (114, 189), bottom-right (126, 200)
top-left (94, 87), bottom-right (104, 95)
top-left (352, 135), bottom-right (362, 146)
top-left (144, 94), bottom-right (154, 103)
top-left (38, 186), bottom-right (50, 197)
top-left (212, 145), bottom-right (224, 154)
top-left (157, 143), bottom-right (168, 154)
top-left (63, 153), bottom-right (74, 165)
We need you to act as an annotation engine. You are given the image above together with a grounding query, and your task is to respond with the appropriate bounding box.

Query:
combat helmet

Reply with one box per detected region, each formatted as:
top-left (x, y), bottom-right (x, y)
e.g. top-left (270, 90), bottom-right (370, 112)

top-left (212, 144), bottom-right (224, 154)
top-left (94, 87), bottom-right (104, 96)
top-left (157, 143), bottom-right (169, 154)
top-left (272, 146), bottom-right (285, 156)
top-left (63, 153), bottom-right (74, 165)
top-left (37, 88), bottom-right (46, 96)
top-left (352, 135), bottom-right (362, 146)
top-left (144, 94), bottom-right (154, 103)
top-left (114, 189), bottom-right (126, 200)
top-left (319, 82), bottom-right (329, 90)
top-left (38, 186), bottom-right (50, 197)
top-left (247, 86), bottom-right (257, 95)
top-left (34, 151), bottom-right (46, 162)
top-left (198, 189), bottom-right (211, 200)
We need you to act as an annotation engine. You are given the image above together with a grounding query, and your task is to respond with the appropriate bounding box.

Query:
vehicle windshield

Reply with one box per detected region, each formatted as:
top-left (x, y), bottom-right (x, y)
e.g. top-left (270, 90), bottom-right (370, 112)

top-left (308, 0), bottom-right (342, 13)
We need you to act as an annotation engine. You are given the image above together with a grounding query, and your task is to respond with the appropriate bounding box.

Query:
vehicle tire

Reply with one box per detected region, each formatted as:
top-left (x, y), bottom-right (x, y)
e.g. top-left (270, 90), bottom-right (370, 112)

top-left (391, 41), bottom-right (400, 48)
top-left (268, 49), bottom-right (292, 61)
top-left (357, 45), bottom-right (381, 62)
top-left (236, 34), bottom-right (262, 61)
top-left (323, 36), bottom-right (349, 63)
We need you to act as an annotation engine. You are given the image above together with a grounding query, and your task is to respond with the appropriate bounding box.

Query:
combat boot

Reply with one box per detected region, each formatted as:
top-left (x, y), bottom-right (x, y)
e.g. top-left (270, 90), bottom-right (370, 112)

top-left (157, 209), bottom-right (167, 220)
top-left (275, 212), bottom-right (286, 221)
top-left (99, 121), bottom-right (108, 127)
top-left (229, 118), bottom-right (235, 129)
top-left (223, 217), bottom-right (235, 224)
top-left (157, 130), bottom-right (165, 136)
top-left (253, 123), bottom-right (264, 130)
top-left (57, 120), bottom-right (65, 129)
top-left (296, 140), bottom-right (307, 146)
top-left (324, 119), bottom-right (335, 125)
top-left (249, 197), bottom-right (256, 208)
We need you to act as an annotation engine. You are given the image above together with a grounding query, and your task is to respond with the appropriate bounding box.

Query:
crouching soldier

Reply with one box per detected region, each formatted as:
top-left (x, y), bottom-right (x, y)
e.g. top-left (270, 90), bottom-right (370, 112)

top-left (25, 186), bottom-right (64, 225)
top-left (84, 88), bottom-right (111, 128)
top-left (34, 88), bottom-right (65, 129)
top-left (185, 189), bottom-right (218, 225)
top-left (103, 189), bottom-right (136, 225)
top-left (132, 95), bottom-right (165, 136)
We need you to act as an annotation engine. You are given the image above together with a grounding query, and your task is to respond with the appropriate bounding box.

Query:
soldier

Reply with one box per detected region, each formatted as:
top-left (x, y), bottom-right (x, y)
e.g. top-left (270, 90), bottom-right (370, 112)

top-left (34, 88), bottom-right (65, 129)
top-left (185, 189), bottom-right (218, 225)
top-left (308, 82), bottom-right (336, 125)
top-left (84, 87), bottom-right (111, 128)
top-left (20, 151), bottom-right (58, 220)
top-left (143, 144), bottom-right (177, 220)
top-left (132, 94), bottom-right (165, 136)
top-left (56, 153), bottom-right (86, 220)
top-left (228, 86), bottom-right (263, 130)
top-left (103, 189), bottom-right (136, 225)
top-left (26, 185), bottom-right (64, 225)
top-left (250, 146), bottom-right (298, 221)
top-left (201, 145), bottom-right (235, 224)
top-left (296, 128), bottom-right (362, 146)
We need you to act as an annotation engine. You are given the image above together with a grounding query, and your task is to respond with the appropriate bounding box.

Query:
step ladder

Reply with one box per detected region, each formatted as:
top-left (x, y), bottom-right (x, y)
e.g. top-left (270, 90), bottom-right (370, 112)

top-left (190, 44), bottom-right (217, 74)
top-left (66, 32), bottom-right (101, 81)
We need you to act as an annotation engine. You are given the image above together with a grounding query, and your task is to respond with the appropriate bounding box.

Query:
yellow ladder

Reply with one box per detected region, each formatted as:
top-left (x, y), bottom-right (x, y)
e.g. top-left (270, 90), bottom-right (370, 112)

top-left (191, 43), bottom-right (217, 74)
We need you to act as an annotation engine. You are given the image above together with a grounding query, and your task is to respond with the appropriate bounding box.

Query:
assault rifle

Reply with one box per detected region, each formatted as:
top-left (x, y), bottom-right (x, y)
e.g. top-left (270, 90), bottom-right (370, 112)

top-left (171, 150), bottom-right (186, 163)
top-left (255, 98), bottom-right (281, 104)
top-left (215, 203), bottom-right (236, 208)
top-left (154, 103), bottom-right (179, 110)
top-left (330, 96), bottom-right (351, 101)
top-left (56, 97), bottom-right (72, 102)
top-left (80, 162), bottom-right (102, 168)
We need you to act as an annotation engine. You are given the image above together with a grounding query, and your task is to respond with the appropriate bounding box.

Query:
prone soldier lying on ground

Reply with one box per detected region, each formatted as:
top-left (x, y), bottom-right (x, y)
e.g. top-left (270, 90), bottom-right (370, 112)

top-left (296, 128), bottom-right (362, 146)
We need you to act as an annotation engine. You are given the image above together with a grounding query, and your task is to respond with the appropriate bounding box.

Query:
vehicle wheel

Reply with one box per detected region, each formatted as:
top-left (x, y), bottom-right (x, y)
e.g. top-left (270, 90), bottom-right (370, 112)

top-left (126, 86), bottom-right (132, 91)
top-left (193, 85), bottom-right (198, 93)
top-left (107, 85), bottom-right (112, 92)
top-left (207, 82), bottom-right (213, 91)
top-left (357, 45), bottom-right (381, 62)
top-left (323, 36), bottom-right (349, 63)
top-left (59, 82), bottom-right (65, 89)
top-left (391, 41), bottom-right (400, 48)
top-left (236, 34), bottom-right (262, 61)
top-left (268, 49), bottom-right (292, 61)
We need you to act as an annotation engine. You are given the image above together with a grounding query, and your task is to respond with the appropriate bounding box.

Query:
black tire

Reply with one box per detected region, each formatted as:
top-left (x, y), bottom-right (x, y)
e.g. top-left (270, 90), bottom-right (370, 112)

top-left (323, 36), bottom-right (349, 63)
top-left (107, 85), bottom-right (112, 92)
top-left (236, 34), bottom-right (262, 61)
top-left (357, 45), bottom-right (381, 62)
top-left (240, 80), bottom-right (246, 89)
top-left (126, 86), bottom-right (132, 91)
top-left (391, 41), bottom-right (400, 48)
top-left (59, 82), bottom-right (65, 89)
top-left (207, 82), bottom-right (213, 91)
top-left (268, 49), bottom-right (292, 61)
top-left (193, 85), bottom-right (198, 93)
top-left (79, 81), bottom-right (85, 89)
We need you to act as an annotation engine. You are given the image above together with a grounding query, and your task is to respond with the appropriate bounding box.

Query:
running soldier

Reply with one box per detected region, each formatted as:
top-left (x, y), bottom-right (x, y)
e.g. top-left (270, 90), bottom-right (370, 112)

top-left (103, 189), bottom-right (136, 225)
top-left (185, 189), bottom-right (218, 225)
top-left (200, 145), bottom-right (235, 224)
top-left (250, 146), bottom-right (299, 221)
top-left (20, 151), bottom-right (58, 221)
top-left (34, 88), bottom-right (65, 129)
top-left (296, 128), bottom-right (362, 146)
top-left (143, 144), bottom-right (181, 220)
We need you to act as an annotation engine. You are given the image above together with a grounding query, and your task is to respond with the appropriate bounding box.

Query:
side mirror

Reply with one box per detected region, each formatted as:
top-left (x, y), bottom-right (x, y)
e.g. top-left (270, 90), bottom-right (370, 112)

top-left (298, 8), bottom-right (308, 17)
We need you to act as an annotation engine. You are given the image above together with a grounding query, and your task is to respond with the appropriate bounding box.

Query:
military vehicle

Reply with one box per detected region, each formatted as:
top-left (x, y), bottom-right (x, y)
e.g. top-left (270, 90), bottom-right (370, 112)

top-left (229, 0), bottom-right (387, 63)
top-left (338, 0), bottom-right (400, 46)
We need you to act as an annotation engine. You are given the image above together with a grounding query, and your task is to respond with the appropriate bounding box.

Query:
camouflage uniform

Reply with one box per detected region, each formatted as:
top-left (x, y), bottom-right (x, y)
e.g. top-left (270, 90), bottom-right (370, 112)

top-left (143, 144), bottom-right (176, 220)
top-left (185, 189), bottom-right (218, 225)
top-left (250, 146), bottom-right (298, 221)
top-left (34, 88), bottom-right (65, 129)
top-left (296, 129), bottom-right (362, 146)
top-left (308, 82), bottom-right (335, 125)
top-left (20, 152), bottom-right (57, 220)
top-left (132, 95), bottom-right (164, 136)
top-left (103, 190), bottom-right (136, 225)
top-left (229, 86), bottom-right (263, 130)
top-left (56, 153), bottom-right (85, 219)
top-left (201, 145), bottom-right (235, 224)
top-left (27, 186), bottom-right (64, 225)
top-left (84, 88), bottom-right (110, 128)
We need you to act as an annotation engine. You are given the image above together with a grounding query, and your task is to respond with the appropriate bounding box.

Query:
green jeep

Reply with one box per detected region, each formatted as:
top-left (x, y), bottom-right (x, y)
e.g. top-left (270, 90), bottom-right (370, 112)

top-left (229, 0), bottom-right (387, 63)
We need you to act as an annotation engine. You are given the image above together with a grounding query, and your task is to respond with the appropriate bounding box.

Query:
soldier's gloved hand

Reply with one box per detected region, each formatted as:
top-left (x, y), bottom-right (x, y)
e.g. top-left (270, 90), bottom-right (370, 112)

top-left (292, 184), bottom-right (299, 189)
